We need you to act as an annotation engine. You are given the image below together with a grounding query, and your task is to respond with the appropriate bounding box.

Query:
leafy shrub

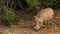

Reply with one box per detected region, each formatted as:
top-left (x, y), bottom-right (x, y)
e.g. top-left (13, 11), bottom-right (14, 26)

top-left (3, 8), bottom-right (18, 27)
top-left (40, 0), bottom-right (54, 8)
top-left (26, 0), bottom-right (41, 10)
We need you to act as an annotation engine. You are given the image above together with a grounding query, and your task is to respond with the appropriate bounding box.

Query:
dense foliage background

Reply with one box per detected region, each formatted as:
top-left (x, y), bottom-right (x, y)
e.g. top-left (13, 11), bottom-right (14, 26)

top-left (0, 0), bottom-right (60, 11)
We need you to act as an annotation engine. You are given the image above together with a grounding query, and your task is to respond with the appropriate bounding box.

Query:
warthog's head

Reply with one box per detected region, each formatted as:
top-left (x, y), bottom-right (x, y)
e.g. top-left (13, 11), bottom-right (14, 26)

top-left (34, 16), bottom-right (43, 31)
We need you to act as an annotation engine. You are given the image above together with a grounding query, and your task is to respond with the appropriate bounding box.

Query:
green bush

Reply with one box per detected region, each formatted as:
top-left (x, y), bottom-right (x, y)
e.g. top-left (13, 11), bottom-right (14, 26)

top-left (40, 0), bottom-right (54, 8)
top-left (26, 0), bottom-right (54, 10)
top-left (25, 0), bottom-right (55, 15)
top-left (26, 0), bottom-right (41, 10)
top-left (3, 8), bottom-right (18, 27)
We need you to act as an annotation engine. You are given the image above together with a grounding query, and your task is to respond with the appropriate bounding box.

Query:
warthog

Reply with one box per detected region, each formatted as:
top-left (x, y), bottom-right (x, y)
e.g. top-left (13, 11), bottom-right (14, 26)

top-left (34, 8), bottom-right (54, 30)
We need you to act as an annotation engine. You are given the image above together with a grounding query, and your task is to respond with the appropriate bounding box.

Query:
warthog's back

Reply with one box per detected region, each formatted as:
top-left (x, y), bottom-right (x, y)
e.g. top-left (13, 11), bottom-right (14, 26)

top-left (36, 8), bottom-right (54, 21)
